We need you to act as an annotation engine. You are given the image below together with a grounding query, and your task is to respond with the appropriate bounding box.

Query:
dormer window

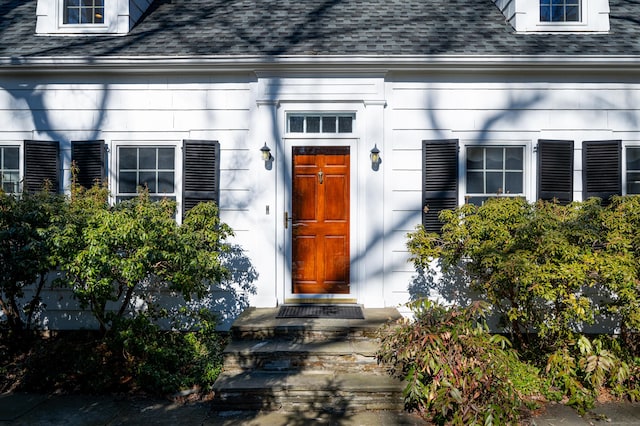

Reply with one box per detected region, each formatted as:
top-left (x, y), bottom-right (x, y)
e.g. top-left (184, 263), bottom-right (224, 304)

top-left (540, 0), bottom-right (581, 23)
top-left (493, 0), bottom-right (609, 33)
top-left (36, 0), bottom-right (152, 35)
top-left (63, 0), bottom-right (104, 25)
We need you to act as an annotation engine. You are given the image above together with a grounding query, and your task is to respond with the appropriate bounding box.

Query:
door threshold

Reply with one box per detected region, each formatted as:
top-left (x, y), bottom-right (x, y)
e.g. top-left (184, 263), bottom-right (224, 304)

top-left (284, 297), bottom-right (357, 305)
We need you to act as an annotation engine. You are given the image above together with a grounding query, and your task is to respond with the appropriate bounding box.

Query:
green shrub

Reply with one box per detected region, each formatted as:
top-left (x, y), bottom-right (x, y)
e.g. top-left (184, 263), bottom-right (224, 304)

top-left (53, 184), bottom-right (233, 332)
top-left (378, 299), bottom-right (538, 425)
top-left (405, 197), bottom-right (640, 413)
top-left (106, 312), bottom-right (225, 394)
top-left (0, 189), bottom-right (65, 332)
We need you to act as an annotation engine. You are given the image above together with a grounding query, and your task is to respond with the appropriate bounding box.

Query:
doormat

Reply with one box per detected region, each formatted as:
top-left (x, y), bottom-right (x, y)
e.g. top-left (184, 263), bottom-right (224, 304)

top-left (276, 305), bottom-right (364, 320)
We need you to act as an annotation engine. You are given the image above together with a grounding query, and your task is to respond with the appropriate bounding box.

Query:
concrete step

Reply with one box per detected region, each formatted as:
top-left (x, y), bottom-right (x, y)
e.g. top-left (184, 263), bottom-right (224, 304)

top-left (211, 371), bottom-right (406, 412)
top-left (222, 339), bottom-right (387, 374)
top-left (230, 307), bottom-right (402, 343)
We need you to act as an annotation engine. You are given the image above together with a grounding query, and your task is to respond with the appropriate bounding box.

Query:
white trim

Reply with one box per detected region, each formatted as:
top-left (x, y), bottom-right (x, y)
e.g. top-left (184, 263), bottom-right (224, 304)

top-left (6, 55), bottom-right (640, 73)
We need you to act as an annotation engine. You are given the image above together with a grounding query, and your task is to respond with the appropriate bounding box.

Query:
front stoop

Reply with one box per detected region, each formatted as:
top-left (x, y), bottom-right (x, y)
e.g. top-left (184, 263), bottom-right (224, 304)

top-left (212, 307), bottom-right (405, 413)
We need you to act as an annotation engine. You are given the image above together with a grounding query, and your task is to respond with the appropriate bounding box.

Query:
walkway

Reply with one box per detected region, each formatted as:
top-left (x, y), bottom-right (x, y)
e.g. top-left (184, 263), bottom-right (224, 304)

top-left (1, 392), bottom-right (639, 425)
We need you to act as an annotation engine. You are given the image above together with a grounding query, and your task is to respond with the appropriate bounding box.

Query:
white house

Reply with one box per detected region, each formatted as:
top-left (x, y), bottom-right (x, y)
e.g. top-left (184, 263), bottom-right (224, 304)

top-left (1, 0), bottom-right (639, 328)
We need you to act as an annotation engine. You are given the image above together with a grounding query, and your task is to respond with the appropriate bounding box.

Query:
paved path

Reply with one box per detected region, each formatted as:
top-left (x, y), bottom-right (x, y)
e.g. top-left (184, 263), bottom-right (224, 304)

top-left (1, 393), bottom-right (639, 425)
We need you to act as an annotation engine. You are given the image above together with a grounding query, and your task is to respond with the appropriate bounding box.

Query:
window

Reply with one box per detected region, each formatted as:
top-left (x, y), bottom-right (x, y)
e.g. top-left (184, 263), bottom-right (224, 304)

top-left (466, 146), bottom-right (524, 205)
top-left (540, 0), bottom-right (580, 22)
top-left (288, 114), bottom-right (353, 134)
top-left (63, 0), bottom-right (104, 25)
top-left (117, 146), bottom-right (175, 202)
top-left (0, 146), bottom-right (20, 194)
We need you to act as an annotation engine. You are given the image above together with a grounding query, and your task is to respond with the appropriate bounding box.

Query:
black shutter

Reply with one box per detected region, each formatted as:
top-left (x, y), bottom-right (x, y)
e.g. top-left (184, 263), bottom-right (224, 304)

top-left (71, 140), bottom-right (105, 189)
top-left (183, 140), bottom-right (220, 216)
top-left (583, 140), bottom-right (621, 204)
top-left (422, 139), bottom-right (458, 233)
top-left (24, 140), bottom-right (59, 193)
top-left (537, 139), bottom-right (573, 204)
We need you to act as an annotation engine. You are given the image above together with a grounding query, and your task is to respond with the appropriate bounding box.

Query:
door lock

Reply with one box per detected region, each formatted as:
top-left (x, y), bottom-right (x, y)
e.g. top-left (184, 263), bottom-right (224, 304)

top-left (284, 211), bottom-right (293, 229)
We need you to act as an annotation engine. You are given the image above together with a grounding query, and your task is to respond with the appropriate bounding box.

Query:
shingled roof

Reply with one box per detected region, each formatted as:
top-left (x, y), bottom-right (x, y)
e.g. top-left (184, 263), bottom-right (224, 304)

top-left (1, 0), bottom-right (640, 59)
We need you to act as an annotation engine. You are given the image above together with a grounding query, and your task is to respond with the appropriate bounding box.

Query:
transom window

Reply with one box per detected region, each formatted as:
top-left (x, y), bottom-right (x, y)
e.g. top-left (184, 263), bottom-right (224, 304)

top-left (626, 147), bottom-right (640, 194)
top-left (117, 147), bottom-right (175, 202)
top-left (63, 0), bottom-right (104, 25)
top-left (288, 114), bottom-right (353, 134)
top-left (0, 146), bottom-right (20, 194)
top-left (540, 0), bottom-right (580, 22)
top-left (466, 146), bottom-right (524, 205)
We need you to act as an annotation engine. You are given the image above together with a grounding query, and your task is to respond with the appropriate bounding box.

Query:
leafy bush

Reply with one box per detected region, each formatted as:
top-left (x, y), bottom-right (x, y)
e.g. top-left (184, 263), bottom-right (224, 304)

top-left (53, 185), bottom-right (233, 331)
top-left (105, 311), bottom-right (225, 395)
top-left (405, 197), bottom-right (640, 412)
top-left (378, 299), bottom-right (539, 425)
top-left (0, 189), bottom-right (65, 332)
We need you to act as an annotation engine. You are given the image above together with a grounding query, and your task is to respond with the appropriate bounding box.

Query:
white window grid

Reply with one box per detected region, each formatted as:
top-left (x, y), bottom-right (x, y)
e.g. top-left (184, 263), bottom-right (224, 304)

top-left (287, 114), bottom-right (354, 134)
top-left (63, 0), bottom-right (105, 25)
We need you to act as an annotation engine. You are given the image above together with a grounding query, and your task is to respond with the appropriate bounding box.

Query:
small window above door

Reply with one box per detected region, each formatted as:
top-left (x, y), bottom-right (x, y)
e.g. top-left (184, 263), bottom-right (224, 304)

top-left (287, 114), bottom-right (354, 134)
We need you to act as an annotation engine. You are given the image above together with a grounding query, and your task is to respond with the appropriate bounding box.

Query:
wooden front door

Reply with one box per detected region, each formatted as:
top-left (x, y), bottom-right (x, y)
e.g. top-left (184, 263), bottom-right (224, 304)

top-left (292, 146), bottom-right (350, 294)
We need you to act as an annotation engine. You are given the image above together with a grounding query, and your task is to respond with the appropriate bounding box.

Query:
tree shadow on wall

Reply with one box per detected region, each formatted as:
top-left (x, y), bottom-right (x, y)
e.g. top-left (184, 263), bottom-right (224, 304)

top-left (407, 259), bottom-right (479, 307)
top-left (163, 243), bottom-right (258, 330)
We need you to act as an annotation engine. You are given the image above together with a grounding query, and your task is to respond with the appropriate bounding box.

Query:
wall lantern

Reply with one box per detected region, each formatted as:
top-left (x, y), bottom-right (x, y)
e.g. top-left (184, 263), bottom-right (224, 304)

top-left (370, 144), bottom-right (381, 168)
top-left (260, 143), bottom-right (273, 162)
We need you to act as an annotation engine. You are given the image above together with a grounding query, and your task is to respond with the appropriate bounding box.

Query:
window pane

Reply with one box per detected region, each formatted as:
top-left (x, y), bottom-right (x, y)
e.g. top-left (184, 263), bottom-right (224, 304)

top-left (119, 171), bottom-right (137, 193)
top-left (467, 171), bottom-right (484, 193)
top-left (467, 148), bottom-right (483, 170)
top-left (338, 116), bottom-right (352, 133)
top-left (505, 172), bottom-right (523, 194)
top-left (119, 148), bottom-right (137, 170)
top-left (628, 148), bottom-right (640, 170)
top-left (80, 8), bottom-right (94, 24)
top-left (158, 148), bottom-right (174, 169)
top-left (486, 172), bottom-right (503, 193)
top-left (566, 6), bottom-right (579, 21)
top-left (3, 147), bottom-right (19, 169)
top-left (94, 7), bottom-right (104, 23)
top-left (467, 196), bottom-right (486, 206)
top-left (289, 116), bottom-right (304, 132)
top-left (551, 6), bottom-right (564, 21)
top-left (505, 148), bottom-right (523, 170)
top-left (485, 148), bottom-right (503, 169)
top-left (628, 172), bottom-right (640, 194)
top-left (139, 148), bottom-right (156, 169)
top-left (306, 117), bottom-right (320, 133)
top-left (139, 171), bottom-right (156, 193)
top-left (66, 0), bottom-right (80, 6)
top-left (158, 172), bottom-right (175, 193)
top-left (66, 9), bottom-right (80, 24)
top-left (81, 0), bottom-right (94, 6)
top-left (540, 6), bottom-right (551, 22)
top-left (322, 117), bottom-right (336, 133)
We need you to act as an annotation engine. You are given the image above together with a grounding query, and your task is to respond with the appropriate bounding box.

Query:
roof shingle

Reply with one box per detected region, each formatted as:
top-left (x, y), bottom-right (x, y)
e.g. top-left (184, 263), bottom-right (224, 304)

top-left (1, 0), bottom-right (639, 59)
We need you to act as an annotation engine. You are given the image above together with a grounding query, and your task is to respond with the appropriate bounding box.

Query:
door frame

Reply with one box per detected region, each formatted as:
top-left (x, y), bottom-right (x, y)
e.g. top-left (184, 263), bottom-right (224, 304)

top-left (278, 137), bottom-right (360, 303)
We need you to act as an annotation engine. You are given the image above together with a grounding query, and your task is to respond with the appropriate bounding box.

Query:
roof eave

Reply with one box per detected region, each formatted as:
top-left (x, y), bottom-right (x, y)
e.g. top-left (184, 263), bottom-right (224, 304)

top-left (1, 55), bottom-right (639, 74)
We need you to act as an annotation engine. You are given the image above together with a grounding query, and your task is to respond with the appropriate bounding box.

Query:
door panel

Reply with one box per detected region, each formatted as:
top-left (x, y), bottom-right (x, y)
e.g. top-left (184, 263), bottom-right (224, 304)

top-left (292, 146), bottom-right (350, 294)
